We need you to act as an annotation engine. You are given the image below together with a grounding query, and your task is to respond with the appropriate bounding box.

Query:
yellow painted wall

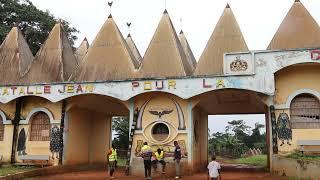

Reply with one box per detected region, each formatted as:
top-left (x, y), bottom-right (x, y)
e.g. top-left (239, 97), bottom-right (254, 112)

top-left (192, 106), bottom-right (208, 172)
top-left (275, 64), bottom-right (320, 105)
top-left (275, 64), bottom-right (320, 154)
top-left (0, 101), bottom-right (16, 120)
top-left (21, 97), bottom-right (62, 120)
top-left (131, 93), bottom-right (189, 176)
top-left (64, 107), bottom-right (112, 165)
top-left (0, 125), bottom-right (13, 163)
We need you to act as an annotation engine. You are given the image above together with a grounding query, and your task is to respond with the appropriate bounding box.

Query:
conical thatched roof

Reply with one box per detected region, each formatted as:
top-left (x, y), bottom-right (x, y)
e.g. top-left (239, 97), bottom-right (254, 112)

top-left (126, 34), bottom-right (142, 69)
top-left (194, 4), bottom-right (248, 76)
top-left (75, 37), bottom-right (89, 63)
top-left (139, 10), bottom-right (193, 78)
top-left (23, 23), bottom-right (78, 83)
top-left (75, 15), bottom-right (138, 81)
top-left (0, 27), bottom-right (33, 84)
top-left (178, 30), bottom-right (196, 71)
top-left (267, 0), bottom-right (320, 50)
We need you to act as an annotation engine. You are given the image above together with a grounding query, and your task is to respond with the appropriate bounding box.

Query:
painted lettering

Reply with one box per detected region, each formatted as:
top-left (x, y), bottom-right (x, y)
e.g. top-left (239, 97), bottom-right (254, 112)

top-left (44, 85), bottom-right (51, 94)
top-left (311, 50), bottom-right (320, 60)
top-left (35, 86), bottom-right (42, 95)
top-left (11, 87), bottom-right (17, 95)
top-left (19, 87), bottom-right (26, 95)
top-left (2, 88), bottom-right (9, 95)
top-left (85, 84), bottom-right (95, 92)
top-left (58, 85), bottom-right (65, 93)
top-left (66, 85), bottom-right (74, 93)
top-left (27, 86), bottom-right (34, 95)
top-left (132, 81), bottom-right (140, 90)
top-left (144, 82), bottom-right (152, 90)
top-left (216, 79), bottom-right (225, 88)
top-left (76, 85), bottom-right (83, 93)
top-left (168, 80), bottom-right (176, 89)
top-left (155, 81), bottom-right (164, 90)
top-left (203, 79), bottom-right (212, 88)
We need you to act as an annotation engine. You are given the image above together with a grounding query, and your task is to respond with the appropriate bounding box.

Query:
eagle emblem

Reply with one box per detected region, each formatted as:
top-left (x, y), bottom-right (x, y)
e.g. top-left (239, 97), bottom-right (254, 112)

top-left (149, 109), bottom-right (173, 119)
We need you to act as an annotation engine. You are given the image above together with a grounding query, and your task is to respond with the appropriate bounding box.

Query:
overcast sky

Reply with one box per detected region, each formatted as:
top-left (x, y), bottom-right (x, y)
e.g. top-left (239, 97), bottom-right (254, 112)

top-left (30, 0), bottom-right (320, 59)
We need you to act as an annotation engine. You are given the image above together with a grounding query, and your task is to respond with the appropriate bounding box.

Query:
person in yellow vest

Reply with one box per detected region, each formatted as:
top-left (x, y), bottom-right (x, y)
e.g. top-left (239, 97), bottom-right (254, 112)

top-left (141, 142), bottom-right (152, 180)
top-left (153, 148), bottom-right (166, 174)
top-left (107, 144), bottom-right (117, 179)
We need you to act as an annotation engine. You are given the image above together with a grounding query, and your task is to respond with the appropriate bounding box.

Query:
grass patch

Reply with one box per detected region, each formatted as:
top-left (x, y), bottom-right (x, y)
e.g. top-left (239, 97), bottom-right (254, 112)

top-left (0, 166), bottom-right (37, 176)
top-left (234, 155), bottom-right (267, 166)
top-left (286, 152), bottom-right (320, 161)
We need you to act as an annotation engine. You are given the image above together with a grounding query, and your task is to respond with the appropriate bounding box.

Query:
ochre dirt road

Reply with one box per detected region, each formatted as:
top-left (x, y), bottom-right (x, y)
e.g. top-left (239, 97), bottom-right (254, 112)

top-left (28, 169), bottom-right (288, 180)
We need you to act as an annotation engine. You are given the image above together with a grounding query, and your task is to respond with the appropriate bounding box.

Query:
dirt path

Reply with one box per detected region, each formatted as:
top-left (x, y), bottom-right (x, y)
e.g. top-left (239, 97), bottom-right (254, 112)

top-left (28, 169), bottom-right (288, 180)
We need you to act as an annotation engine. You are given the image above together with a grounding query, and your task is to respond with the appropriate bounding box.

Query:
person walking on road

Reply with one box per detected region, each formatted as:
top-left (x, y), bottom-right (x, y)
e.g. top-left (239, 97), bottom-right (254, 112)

top-left (173, 141), bottom-right (181, 179)
top-left (207, 156), bottom-right (221, 180)
top-left (107, 143), bottom-right (117, 179)
top-left (141, 142), bottom-right (152, 180)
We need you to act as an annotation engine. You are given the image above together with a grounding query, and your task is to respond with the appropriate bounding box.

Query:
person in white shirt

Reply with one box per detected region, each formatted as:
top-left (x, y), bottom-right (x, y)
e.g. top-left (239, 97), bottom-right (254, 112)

top-left (207, 156), bottom-right (221, 180)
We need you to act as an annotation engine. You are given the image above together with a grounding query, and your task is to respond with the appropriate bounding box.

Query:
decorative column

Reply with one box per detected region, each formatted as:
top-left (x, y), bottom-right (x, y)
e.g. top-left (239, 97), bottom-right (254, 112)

top-left (59, 100), bottom-right (67, 165)
top-left (187, 100), bottom-right (193, 174)
top-left (11, 98), bottom-right (22, 163)
top-left (270, 105), bottom-right (278, 154)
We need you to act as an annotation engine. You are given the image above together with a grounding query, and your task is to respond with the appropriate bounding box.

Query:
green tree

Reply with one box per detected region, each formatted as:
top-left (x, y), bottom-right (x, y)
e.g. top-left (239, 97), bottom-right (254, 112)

top-left (225, 120), bottom-right (250, 142)
top-left (0, 0), bottom-right (78, 54)
top-left (112, 116), bottom-right (129, 150)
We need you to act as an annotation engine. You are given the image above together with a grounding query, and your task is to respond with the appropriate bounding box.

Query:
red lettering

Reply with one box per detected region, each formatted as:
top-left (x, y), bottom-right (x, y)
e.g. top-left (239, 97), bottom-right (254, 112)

top-left (132, 81), bottom-right (140, 90)
top-left (76, 85), bottom-right (83, 93)
top-left (203, 79), bottom-right (212, 88)
top-left (44, 85), bottom-right (51, 94)
top-left (311, 50), bottom-right (320, 60)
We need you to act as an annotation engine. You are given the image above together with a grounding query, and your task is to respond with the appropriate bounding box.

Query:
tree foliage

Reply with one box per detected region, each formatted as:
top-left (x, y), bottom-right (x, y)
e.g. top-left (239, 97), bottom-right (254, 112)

top-left (112, 116), bottom-right (129, 150)
top-left (209, 120), bottom-right (266, 158)
top-left (0, 0), bottom-right (78, 54)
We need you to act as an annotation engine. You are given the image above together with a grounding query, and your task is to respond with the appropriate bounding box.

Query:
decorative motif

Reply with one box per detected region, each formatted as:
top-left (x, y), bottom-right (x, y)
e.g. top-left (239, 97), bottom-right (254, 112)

top-left (277, 113), bottom-right (292, 146)
top-left (149, 109), bottom-right (173, 119)
top-left (50, 126), bottom-right (62, 159)
top-left (270, 106), bottom-right (278, 154)
top-left (230, 56), bottom-right (248, 71)
top-left (17, 128), bottom-right (27, 155)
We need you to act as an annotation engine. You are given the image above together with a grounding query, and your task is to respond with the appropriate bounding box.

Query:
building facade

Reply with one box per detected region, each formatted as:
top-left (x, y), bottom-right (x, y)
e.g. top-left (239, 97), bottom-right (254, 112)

top-left (0, 0), bottom-right (319, 177)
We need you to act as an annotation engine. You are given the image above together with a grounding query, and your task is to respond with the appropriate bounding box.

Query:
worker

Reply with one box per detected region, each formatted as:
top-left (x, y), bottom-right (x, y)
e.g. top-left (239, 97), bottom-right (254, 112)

top-left (153, 148), bottom-right (166, 174)
top-left (107, 143), bottom-right (117, 179)
top-left (141, 142), bottom-right (152, 180)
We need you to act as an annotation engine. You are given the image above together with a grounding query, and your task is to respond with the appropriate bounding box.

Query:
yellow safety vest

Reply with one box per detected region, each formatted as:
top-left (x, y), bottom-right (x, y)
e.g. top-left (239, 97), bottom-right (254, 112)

top-left (155, 151), bottom-right (164, 160)
top-left (109, 148), bottom-right (117, 161)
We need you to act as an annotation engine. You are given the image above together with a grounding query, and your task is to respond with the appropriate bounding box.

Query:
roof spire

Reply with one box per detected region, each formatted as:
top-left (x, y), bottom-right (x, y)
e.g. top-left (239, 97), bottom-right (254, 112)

top-left (295, 0), bottom-right (300, 2)
top-left (179, 18), bottom-right (183, 34)
top-left (127, 22), bottom-right (132, 37)
top-left (226, 3), bottom-right (230, 8)
top-left (108, 1), bottom-right (113, 18)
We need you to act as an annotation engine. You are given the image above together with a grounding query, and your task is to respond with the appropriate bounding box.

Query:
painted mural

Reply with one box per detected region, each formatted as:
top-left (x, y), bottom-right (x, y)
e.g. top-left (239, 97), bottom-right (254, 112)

top-left (50, 126), bottom-right (61, 159)
top-left (277, 113), bottom-right (292, 146)
top-left (17, 128), bottom-right (27, 155)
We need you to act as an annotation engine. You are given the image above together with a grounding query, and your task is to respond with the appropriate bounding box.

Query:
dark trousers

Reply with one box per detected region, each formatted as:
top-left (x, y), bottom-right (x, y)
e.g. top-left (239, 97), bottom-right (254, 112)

top-left (211, 178), bottom-right (218, 180)
top-left (144, 160), bottom-right (152, 178)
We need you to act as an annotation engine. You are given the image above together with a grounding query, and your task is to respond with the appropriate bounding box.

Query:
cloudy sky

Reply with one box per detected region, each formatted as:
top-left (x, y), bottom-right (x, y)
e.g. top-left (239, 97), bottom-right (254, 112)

top-left (30, 0), bottom-right (320, 59)
top-left (29, 0), bottom-right (317, 133)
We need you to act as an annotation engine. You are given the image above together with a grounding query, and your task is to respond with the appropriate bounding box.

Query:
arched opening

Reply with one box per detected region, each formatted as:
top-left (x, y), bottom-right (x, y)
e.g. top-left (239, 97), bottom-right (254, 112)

top-left (30, 112), bottom-right (51, 141)
top-left (193, 89), bottom-right (269, 171)
top-left (152, 122), bottom-right (169, 141)
top-left (0, 115), bottom-right (4, 141)
top-left (290, 93), bottom-right (320, 129)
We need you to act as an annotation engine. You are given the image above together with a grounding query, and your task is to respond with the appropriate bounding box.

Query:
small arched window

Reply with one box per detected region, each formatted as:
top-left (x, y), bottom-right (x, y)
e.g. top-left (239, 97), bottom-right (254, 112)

top-left (30, 112), bottom-right (50, 141)
top-left (0, 115), bottom-right (4, 141)
top-left (290, 94), bottom-right (320, 129)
